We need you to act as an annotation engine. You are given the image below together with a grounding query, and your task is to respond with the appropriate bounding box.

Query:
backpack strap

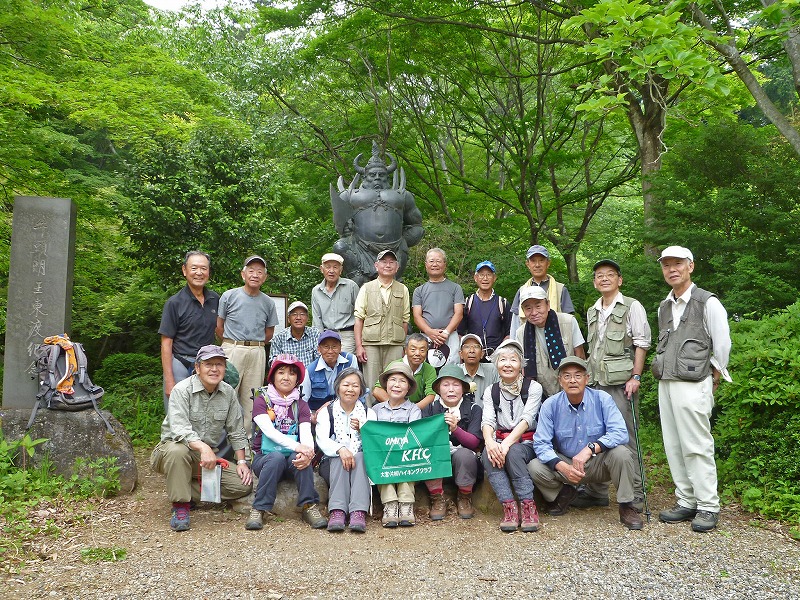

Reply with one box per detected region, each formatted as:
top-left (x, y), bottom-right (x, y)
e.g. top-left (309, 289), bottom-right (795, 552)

top-left (328, 402), bottom-right (335, 439)
top-left (72, 342), bottom-right (89, 386)
top-left (491, 377), bottom-right (534, 417)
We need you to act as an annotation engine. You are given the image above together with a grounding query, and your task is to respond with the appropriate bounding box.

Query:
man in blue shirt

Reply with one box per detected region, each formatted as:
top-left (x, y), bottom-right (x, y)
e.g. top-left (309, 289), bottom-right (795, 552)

top-left (528, 356), bottom-right (642, 530)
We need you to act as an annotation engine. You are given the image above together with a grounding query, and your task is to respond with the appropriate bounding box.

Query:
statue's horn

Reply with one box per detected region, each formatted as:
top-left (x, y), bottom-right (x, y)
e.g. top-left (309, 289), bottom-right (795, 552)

top-left (353, 153), bottom-right (366, 176)
top-left (386, 153), bottom-right (397, 174)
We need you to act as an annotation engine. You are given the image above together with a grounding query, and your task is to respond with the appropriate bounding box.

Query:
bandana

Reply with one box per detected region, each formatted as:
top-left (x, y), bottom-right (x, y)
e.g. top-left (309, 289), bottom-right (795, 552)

top-left (266, 383), bottom-right (300, 434)
top-left (523, 309), bottom-right (567, 379)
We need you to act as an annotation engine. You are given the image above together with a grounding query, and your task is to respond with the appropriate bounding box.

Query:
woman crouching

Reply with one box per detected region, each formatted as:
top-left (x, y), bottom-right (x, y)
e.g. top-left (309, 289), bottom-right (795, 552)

top-left (245, 354), bottom-right (327, 531)
top-left (372, 361), bottom-right (422, 527)
top-left (481, 339), bottom-right (543, 532)
top-left (316, 367), bottom-right (376, 533)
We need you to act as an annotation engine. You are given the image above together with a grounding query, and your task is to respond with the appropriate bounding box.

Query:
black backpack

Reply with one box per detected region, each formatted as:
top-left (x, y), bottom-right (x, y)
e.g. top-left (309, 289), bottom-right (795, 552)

top-left (27, 335), bottom-right (114, 433)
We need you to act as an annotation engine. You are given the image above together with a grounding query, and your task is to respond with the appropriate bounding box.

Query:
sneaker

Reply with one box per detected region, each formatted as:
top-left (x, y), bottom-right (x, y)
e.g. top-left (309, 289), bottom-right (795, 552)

top-left (429, 493), bottom-right (446, 521)
top-left (170, 503), bottom-right (190, 532)
top-left (520, 499), bottom-right (540, 533)
top-left (327, 509), bottom-right (346, 532)
top-left (302, 503), bottom-right (328, 529)
top-left (548, 484), bottom-right (578, 516)
top-left (500, 500), bottom-right (519, 532)
top-left (456, 492), bottom-right (474, 519)
top-left (348, 510), bottom-right (367, 533)
top-left (244, 508), bottom-right (264, 531)
top-left (619, 502), bottom-right (643, 530)
top-left (691, 510), bottom-right (719, 532)
top-left (659, 504), bottom-right (697, 523)
top-left (382, 501), bottom-right (399, 528)
top-left (570, 491), bottom-right (610, 509)
top-left (398, 502), bottom-right (416, 527)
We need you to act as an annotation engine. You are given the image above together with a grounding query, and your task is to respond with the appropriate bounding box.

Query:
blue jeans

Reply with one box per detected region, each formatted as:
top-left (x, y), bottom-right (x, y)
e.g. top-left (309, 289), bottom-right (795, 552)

top-left (251, 451), bottom-right (319, 511)
top-left (481, 442), bottom-right (536, 503)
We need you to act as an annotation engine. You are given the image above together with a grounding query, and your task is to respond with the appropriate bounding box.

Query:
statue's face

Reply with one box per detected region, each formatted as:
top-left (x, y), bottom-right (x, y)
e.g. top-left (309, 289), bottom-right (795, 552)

top-left (363, 167), bottom-right (389, 190)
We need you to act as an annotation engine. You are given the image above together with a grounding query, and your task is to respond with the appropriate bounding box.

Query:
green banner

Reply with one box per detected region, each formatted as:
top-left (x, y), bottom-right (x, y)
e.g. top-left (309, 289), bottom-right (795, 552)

top-left (361, 413), bottom-right (453, 484)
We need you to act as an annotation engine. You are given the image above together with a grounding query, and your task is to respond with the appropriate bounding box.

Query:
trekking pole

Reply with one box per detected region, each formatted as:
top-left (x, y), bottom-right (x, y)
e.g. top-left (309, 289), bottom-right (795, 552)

top-left (630, 394), bottom-right (651, 522)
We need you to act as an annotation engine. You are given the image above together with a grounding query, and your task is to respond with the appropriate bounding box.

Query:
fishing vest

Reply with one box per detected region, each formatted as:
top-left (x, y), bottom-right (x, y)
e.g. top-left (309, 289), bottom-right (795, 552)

top-left (361, 280), bottom-right (407, 345)
top-left (307, 355), bottom-right (351, 411)
top-left (587, 295), bottom-right (635, 386)
top-left (652, 287), bottom-right (714, 381)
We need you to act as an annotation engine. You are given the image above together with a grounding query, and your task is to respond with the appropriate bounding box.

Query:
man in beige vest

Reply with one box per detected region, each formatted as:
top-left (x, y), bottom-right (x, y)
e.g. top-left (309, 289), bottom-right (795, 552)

top-left (510, 245), bottom-right (575, 335)
top-left (515, 286), bottom-right (584, 398)
top-left (353, 250), bottom-right (410, 404)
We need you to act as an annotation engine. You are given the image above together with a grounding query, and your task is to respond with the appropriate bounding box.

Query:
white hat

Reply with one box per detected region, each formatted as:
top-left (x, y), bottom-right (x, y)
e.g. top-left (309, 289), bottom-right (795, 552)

top-left (288, 301), bottom-right (309, 314)
top-left (519, 286), bottom-right (548, 304)
top-left (321, 253), bottom-right (344, 264)
top-left (657, 246), bottom-right (694, 262)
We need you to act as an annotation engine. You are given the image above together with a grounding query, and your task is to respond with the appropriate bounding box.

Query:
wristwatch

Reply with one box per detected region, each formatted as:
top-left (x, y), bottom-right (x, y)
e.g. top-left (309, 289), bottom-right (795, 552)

top-left (237, 459), bottom-right (248, 465)
top-left (588, 442), bottom-right (597, 456)
top-left (632, 374), bottom-right (641, 381)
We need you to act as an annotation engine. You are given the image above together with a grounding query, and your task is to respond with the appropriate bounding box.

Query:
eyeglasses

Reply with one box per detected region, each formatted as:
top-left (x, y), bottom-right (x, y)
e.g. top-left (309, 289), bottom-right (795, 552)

top-left (559, 372), bottom-right (586, 381)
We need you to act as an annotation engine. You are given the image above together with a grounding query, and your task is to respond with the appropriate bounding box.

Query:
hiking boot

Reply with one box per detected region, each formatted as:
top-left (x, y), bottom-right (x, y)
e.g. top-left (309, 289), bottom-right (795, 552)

top-left (244, 508), bottom-right (264, 531)
top-left (548, 484), bottom-right (578, 516)
top-left (691, 510), bottom-right (719, 532)
top-left (302, 503), bottom-right (328, 529)
top-left (520, 499), bottom-right (540, 533)
top-left (659, 504), bottom-right (697, 523)
top-left (619, 502), bottom-right (643, 530)
top-left (327, 509), bottom-right (346, 532)
top-left (348, 510), bottom-right (367, 533)
top-left (429, 493), bottom-right (446, 521)
top-left (570, 491), bottom-right (610, 509)
top-left (456, 492), bottom-right (474, 519)
top-left (500, 500), bottom-right (519, 532)
top-left (170, 503), bottom-right (190, 532)
top-left (398, 502), bottom-right (416, 527)
top-left (382, 501), bottom-right (399, 528)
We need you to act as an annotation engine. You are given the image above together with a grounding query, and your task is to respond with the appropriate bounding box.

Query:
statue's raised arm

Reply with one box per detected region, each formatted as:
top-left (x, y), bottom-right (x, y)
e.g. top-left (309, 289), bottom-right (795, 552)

top-left (331, 141), bottom-right (425, 285)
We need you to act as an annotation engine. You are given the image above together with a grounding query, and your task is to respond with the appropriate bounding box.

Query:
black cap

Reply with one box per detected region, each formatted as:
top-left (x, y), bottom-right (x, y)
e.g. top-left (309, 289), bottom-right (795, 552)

top-left (592, 259), bottom-right (621, 274)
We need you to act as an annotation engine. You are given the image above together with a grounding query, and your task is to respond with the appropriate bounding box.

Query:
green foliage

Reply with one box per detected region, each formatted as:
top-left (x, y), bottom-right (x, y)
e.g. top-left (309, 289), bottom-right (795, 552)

top-left (80, 546), bottom-right (127, 563)
top-left (65, 457), bottom-right (121, 498)
top-left (95, 352), bottom-right (164, 446)
top-left (714, 302), bottom-right (800, 524)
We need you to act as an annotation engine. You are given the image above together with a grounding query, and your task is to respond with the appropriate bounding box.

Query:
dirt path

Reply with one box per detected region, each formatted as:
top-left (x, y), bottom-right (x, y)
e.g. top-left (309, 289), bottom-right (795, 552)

top-left (2, 451), bottom-right (799, 600)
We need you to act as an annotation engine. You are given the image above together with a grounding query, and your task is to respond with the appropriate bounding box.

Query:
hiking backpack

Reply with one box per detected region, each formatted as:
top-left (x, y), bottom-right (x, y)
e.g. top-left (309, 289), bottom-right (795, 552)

top-left (27, 334), bottom-right (114, 433)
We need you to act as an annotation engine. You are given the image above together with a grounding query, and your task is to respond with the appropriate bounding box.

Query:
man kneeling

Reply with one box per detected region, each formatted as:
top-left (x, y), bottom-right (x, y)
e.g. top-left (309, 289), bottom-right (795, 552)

top-left (150, 345), bottom-right (253, 531)
top-left (528, 356), bottom-right (642, 530)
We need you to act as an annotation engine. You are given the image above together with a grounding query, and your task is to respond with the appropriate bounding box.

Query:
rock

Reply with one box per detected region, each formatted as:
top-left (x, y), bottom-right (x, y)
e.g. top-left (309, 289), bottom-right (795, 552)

top-left (229, 472), bottom-right (329, 515)
top-left (0, 408), bottom-right (137, 493)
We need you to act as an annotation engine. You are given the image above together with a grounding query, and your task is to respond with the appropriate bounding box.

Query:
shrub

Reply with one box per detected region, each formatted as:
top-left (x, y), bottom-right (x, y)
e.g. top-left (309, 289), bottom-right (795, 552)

top-left (714, 301), bottom-right (800, 524)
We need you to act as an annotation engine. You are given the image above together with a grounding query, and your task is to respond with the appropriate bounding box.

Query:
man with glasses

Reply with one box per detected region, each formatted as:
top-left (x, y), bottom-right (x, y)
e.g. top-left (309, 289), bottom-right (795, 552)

top-left (150, 345), bottom-right (253, 532)
top-left (412, 248), bottom-right (465, 365)
top-left (458, 334), bottom-right (499, 406)
top-left (159, 250), bottom-right (219, 412)
top-left (573, 259), bottom-right (651, 510)
top-left (458, 260), bottom-right (511, 357)
top-left (528, 356), bottom-right (643, 530)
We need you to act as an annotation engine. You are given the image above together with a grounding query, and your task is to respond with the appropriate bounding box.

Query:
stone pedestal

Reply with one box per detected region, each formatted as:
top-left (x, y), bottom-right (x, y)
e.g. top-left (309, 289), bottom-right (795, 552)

top-left (0, 408), bottom-right (138, 493)
top-left (3, 197), bottom-right (76, 408)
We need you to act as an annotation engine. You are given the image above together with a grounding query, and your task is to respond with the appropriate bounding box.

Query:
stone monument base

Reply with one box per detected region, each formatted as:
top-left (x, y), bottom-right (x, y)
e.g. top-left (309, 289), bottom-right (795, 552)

top-left (0, 408), bottom-right (137, 493)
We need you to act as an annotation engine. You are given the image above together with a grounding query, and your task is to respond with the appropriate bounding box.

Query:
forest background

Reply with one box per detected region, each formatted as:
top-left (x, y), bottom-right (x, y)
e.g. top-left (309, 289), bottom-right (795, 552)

top-left (0, 0), bottom-right (798, 530)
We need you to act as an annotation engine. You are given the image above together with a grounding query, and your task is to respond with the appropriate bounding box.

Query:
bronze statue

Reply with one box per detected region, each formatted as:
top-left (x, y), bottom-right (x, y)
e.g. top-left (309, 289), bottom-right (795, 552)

top-left (330, 141), bottom-right (424, 285)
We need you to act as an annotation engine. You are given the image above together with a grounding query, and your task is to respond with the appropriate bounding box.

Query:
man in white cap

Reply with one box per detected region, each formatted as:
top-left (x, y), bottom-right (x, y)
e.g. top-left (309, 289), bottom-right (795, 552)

top-left (510, 245), bottom-right (575, 335)
top-left (311, 252), bottom-right (360, 354)
top-left (515, 286), bottom-right (585, 398)
top-left (150, 344), bottom-right (253, 532)
top-left (412, 248), bottom-right (465, 364)
top-left (268, 300), bottom-right (320, 367)
top-left (353, 249), bottom-right (411, 403)
top-left (652, 246), bottom-right (731, 533)
top-left (217, 255), bottom-right (279, 435)
top-left (458, 334), bottom-right (499, 405)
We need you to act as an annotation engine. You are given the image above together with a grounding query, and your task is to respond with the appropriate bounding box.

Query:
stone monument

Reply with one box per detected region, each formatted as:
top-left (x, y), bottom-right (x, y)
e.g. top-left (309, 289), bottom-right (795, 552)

top-left (330, 141), bottom-right (424, 285)
top-left (3, 196), bottom-right (76, 408)
top-left (1, 196), bottom-right (137, 492)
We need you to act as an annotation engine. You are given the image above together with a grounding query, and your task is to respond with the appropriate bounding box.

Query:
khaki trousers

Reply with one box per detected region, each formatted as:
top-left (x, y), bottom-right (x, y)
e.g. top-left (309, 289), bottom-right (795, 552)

top-left (221, 342), bottom-right (266, 436)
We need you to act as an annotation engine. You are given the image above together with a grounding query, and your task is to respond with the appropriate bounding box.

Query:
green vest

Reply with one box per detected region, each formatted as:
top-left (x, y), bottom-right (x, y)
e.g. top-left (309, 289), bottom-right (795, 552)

top-left (361, 279), bottom-right (407, 346)
top-left (586, 295), bottom-right (635, 386)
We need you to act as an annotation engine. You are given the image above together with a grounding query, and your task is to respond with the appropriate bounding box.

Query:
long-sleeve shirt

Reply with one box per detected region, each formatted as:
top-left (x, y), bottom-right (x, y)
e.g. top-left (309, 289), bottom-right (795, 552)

top-left (534, 387), bottom-right (629, 469)
top-left (315, 399), bottom-right (377, 457)
top-left (160, 375), bottom-right (248, 451)
top-left (480, 379), bottom-right (542, 434)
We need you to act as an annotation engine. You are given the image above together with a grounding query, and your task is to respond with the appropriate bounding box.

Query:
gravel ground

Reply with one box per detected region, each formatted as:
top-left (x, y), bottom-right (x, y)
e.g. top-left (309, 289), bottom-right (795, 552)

top-left (2, 452), bottom-right (799, 600)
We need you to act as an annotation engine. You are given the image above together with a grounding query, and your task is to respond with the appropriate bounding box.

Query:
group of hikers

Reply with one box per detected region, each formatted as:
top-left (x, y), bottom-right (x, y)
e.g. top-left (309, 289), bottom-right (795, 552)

top-left (152, 243), bottom-right (731, 535)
